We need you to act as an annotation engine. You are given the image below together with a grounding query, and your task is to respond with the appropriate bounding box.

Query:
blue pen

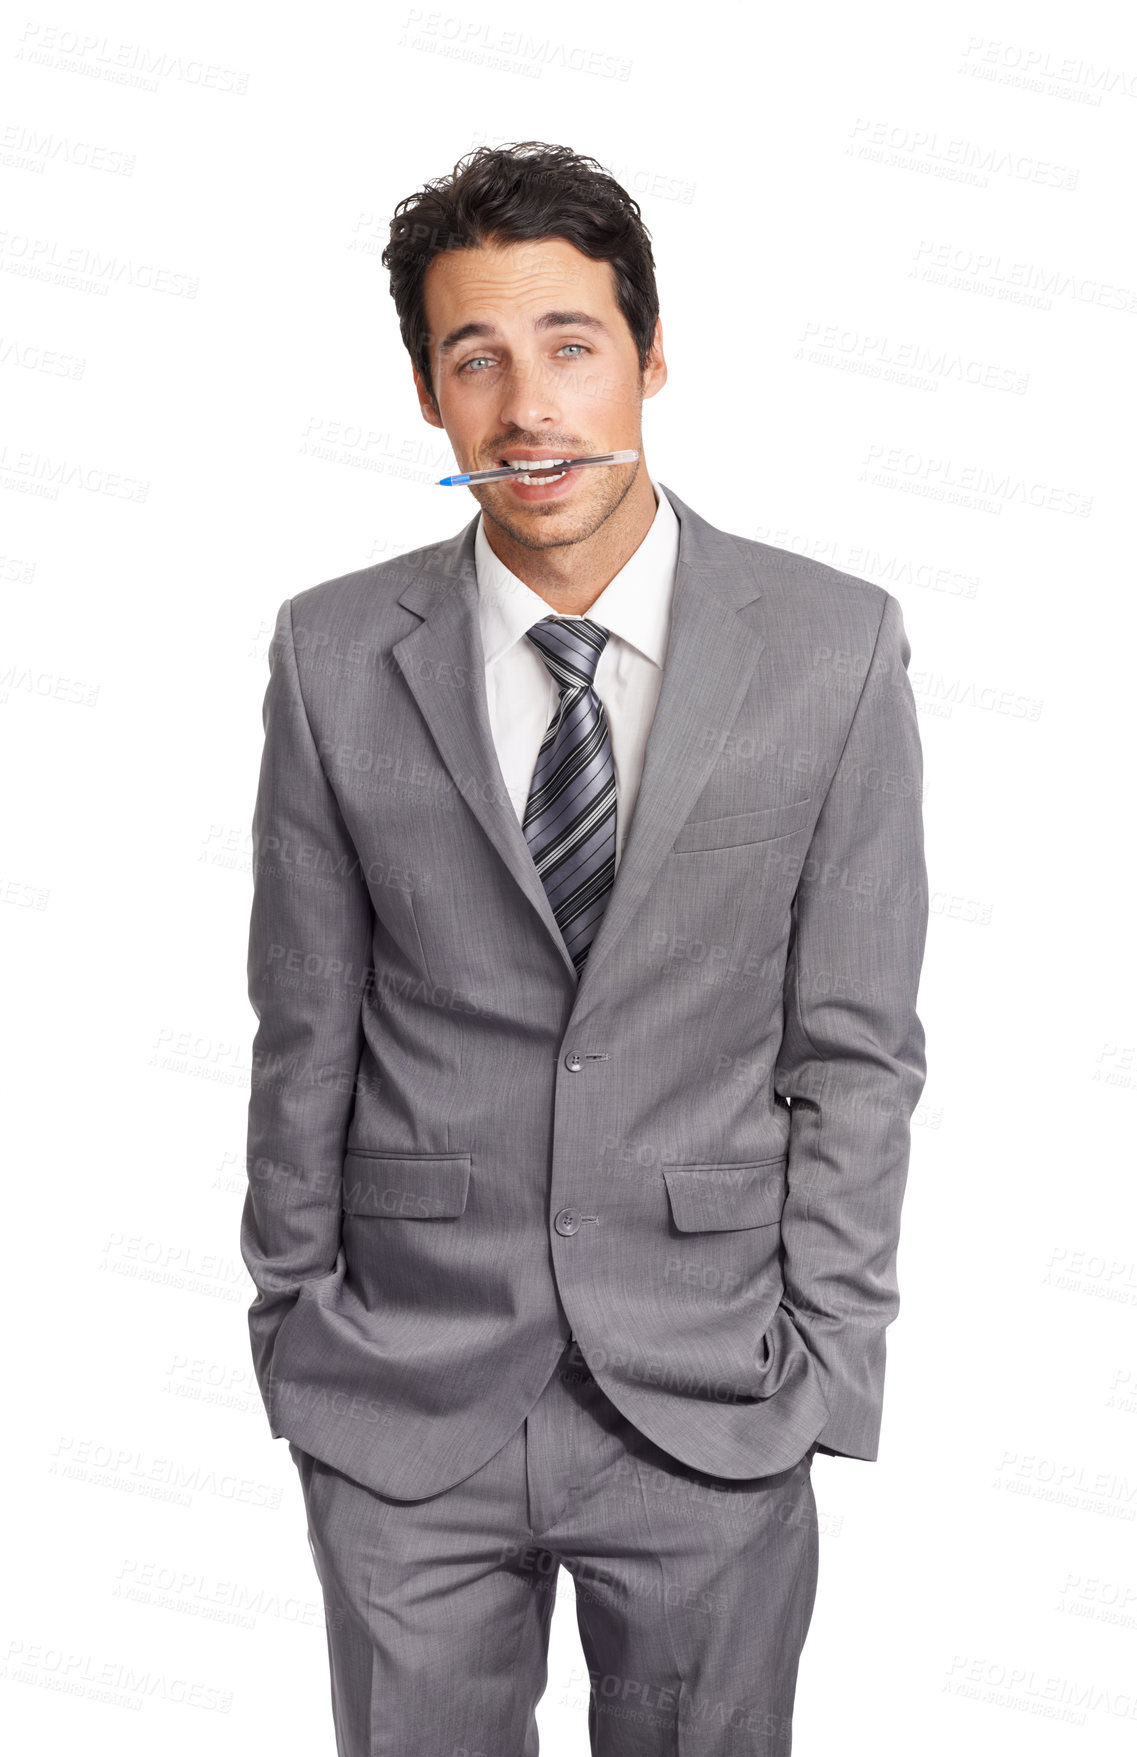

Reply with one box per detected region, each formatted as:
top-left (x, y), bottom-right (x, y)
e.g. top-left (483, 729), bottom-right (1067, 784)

top-left (438, 449), bottom-right (639, 487)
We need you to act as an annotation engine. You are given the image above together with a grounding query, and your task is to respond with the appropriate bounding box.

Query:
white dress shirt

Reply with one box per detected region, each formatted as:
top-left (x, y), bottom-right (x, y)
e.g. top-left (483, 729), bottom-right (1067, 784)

top-left (474, 478), bottom-right (680, 873)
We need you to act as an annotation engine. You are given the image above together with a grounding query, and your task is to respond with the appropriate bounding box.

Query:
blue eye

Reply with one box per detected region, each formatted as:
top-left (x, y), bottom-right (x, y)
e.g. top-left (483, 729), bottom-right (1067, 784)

top-left (458, 343), bottom-right (590, 375)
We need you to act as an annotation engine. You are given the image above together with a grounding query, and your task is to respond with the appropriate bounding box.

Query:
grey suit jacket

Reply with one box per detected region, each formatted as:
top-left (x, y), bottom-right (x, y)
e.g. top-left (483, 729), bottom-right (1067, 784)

top-left (241, 485), bottom-right (928, 1498)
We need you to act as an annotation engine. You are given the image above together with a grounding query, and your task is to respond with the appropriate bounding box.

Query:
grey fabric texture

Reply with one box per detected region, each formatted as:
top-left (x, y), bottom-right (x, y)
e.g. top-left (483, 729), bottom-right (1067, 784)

top-left (241, 484), bottom-right (929, 1499)
top-left (288, 1339), bottom-right (818, 1754)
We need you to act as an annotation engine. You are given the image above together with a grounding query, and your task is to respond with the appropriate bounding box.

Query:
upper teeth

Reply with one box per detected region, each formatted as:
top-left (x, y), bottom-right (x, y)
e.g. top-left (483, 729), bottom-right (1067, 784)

top-left (507, 458), bottom-right (567, 471)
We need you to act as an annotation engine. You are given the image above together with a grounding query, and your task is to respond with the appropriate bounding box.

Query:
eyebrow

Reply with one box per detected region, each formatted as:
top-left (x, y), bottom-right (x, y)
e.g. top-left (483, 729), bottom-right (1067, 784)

top-left (438, 310), bottom-right (613, 360)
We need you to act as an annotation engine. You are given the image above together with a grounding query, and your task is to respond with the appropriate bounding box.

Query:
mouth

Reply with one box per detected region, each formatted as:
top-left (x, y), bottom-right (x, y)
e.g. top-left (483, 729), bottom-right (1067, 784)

top-left (495, 453), bottom-right (580, 499)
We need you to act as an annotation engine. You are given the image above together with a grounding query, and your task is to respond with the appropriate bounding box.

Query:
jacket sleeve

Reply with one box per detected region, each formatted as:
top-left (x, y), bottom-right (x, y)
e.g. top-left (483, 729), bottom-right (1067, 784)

top-left (240, 597), bottom-right (374, 1426)
top-left (773, 590), bottom-right (929, 1460)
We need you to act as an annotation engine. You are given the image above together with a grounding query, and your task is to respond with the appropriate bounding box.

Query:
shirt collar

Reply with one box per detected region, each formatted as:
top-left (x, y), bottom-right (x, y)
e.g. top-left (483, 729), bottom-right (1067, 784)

top-left (474, 475), bottom-right (679, 671)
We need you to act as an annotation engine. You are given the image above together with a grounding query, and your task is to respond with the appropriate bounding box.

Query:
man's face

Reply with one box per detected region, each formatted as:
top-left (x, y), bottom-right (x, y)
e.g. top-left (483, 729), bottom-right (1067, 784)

top-left (414, 235), bottom-right (665, 549)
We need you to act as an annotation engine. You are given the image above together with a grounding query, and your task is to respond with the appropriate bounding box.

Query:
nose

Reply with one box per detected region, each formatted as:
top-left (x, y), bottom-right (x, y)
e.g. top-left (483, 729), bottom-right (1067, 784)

top-left (496, 353), bottom-right (565, 440)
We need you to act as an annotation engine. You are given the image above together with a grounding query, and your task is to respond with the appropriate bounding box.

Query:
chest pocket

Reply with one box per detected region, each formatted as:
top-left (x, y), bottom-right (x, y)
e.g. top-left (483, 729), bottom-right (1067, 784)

top-left (671, 797), bottom-right (814, 854)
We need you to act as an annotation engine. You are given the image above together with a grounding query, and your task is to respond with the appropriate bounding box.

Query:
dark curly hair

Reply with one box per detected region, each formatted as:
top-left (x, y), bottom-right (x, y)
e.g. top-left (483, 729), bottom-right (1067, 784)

top-left (381, 140), bottom-right (660, 412)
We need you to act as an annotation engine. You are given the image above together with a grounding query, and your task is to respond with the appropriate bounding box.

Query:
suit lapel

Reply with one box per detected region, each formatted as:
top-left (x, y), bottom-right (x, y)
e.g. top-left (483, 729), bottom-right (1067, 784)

top-left (393, 484), bottom-right (766, 993)
top-left (392, 525), bottom-right (577, 979)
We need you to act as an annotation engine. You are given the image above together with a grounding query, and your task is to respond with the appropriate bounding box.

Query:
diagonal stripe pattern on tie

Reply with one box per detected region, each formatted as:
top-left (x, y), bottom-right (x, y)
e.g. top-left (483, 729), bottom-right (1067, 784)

top-left (523, 615), bottom-right (617, 976)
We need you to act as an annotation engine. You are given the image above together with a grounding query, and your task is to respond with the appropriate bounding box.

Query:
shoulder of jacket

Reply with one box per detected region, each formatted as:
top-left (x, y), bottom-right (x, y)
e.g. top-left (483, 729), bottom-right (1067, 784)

top-left (742, 536), bottom-right (888, 610)
top-left (286, 535), bottom-right (459, 635)
top-left (733, 535), bottom-right (893, 639)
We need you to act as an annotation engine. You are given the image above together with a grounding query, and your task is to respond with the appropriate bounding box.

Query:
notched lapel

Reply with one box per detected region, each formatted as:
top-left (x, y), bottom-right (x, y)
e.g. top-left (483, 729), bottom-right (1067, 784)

top-left (392, 522), bottom-right (579, 981)
top-left (572, 488), bottom-right (767, 1001)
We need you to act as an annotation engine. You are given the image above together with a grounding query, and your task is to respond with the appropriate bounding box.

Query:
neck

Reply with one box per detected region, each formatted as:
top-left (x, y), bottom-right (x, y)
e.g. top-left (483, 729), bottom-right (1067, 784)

top-left (481, 473), bottom-right (659, 617)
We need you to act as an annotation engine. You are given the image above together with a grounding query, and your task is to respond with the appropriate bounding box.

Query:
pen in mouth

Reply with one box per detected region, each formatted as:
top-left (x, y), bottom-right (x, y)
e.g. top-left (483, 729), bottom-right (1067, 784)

top-left (438, 450), bottom-right (639, 487)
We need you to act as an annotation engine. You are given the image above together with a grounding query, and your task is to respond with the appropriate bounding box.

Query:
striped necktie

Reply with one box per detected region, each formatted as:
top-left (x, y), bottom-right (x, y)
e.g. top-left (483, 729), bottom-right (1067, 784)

top-left (523, 615), bottom-right (617, 976)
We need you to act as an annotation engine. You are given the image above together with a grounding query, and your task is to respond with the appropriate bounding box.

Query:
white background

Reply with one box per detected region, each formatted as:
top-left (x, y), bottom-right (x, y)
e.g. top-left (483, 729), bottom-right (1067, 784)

top-left (3, 0), bottom-right (1136, 1751)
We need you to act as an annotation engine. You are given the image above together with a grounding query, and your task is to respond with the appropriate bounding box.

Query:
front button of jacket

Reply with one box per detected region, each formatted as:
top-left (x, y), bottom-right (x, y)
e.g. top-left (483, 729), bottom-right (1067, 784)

top-left (554, 1208), bottom-right (581, 1236)
top-left (565, 1052), bottom-right (583, 1071)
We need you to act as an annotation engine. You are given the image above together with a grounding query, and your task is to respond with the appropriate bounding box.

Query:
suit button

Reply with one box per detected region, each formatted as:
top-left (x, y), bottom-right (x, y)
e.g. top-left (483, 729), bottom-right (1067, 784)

top-left (554, 1208), bottom-right (581, 1236)
top-left (565, 1052), bottom-right (583, 1071)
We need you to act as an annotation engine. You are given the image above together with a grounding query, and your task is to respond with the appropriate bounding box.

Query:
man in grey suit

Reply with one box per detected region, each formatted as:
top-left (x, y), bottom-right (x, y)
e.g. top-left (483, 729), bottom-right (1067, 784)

top-left (242, 140), bottom-right (928, 1754)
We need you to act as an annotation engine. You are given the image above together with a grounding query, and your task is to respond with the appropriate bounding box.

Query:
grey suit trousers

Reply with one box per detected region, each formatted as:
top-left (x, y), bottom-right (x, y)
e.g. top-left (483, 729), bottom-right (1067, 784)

top-left (289, 1338), bottom-right (819, 1755)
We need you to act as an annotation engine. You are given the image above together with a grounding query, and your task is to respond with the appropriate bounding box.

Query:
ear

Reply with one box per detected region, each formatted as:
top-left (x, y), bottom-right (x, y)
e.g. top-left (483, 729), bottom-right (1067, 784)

top-left (642, 316), bottom-right (668, 401)
top-left (412, 364), bottom-right (444, 429)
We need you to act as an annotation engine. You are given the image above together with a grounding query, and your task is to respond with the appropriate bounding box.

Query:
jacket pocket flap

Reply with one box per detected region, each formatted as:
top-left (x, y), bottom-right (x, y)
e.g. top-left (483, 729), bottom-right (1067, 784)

top-left (341, 1151), bottom-right (471, 1219)
top-left (662, 1157), bottom-right (788, 1232)
top-left (671, 797), bottom-right (813, 854)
